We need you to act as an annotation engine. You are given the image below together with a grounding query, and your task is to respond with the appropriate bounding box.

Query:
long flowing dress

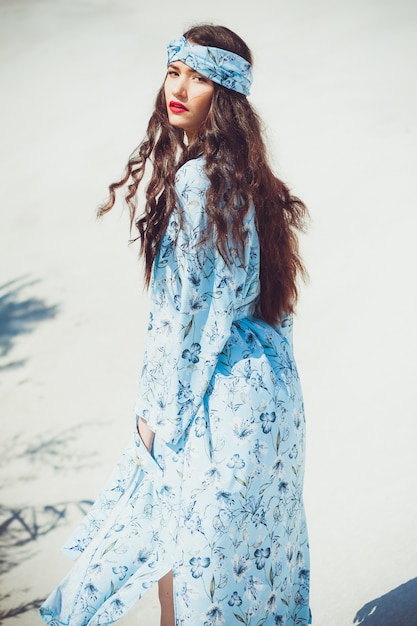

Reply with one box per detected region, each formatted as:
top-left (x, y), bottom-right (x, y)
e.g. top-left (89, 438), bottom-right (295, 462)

top-left (40, 156), bottom-right (310, 626)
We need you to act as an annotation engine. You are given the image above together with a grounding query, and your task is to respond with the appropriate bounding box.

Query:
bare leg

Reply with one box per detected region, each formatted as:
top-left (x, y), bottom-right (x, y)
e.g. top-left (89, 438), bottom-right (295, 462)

top-left (159, 571), bottom-right (175, 626)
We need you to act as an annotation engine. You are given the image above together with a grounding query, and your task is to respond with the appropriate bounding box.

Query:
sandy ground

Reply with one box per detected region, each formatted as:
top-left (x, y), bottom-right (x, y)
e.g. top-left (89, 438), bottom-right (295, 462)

top-left (1, 0), bottom-right (416, 624)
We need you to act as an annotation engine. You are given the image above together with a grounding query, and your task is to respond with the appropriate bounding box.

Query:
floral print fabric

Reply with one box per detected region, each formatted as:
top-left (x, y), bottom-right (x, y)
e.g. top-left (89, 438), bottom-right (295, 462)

top-left (40, 157), bottom-right (310, 625)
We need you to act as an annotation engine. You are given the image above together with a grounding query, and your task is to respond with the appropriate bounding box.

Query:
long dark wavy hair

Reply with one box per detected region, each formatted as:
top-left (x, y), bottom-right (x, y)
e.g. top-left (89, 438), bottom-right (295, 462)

top-left (98, 24), bottom-right (308, 325)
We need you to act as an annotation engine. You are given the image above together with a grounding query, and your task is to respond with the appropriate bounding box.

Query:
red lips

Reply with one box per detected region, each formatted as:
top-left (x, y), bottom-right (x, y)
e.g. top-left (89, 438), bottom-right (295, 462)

top-left (169, 100), bottom-right (188, 113)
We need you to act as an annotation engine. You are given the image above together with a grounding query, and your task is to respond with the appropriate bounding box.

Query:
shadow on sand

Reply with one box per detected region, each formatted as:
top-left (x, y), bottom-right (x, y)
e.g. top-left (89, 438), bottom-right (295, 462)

top-left (0, 276), bottom-right (59, 369)
top-left (0, 424), bottom-right (100, 575)
top-left (0, 425), bottom-right (100, 478)
top-left (0, 423), bottom-right (100, 620)
top-left (0, 594), bottom-right (46, 622)
top-left (0, 499), bottom-right (93, 574)
top-left (354, 577), bottom-right (417, 626)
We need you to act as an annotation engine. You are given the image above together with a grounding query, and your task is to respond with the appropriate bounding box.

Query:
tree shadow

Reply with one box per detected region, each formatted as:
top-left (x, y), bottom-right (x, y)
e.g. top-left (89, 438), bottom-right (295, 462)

top-left (0, 424), bottom-right (100, 477)
top-left (0, 276), bottom-right (59, 368)
top-left (0, 499), bottom-right (93, 575)
top-left (354, 577), bottom-right (417, 626)
top-left (0, 496), bottom-right (93, 620)
top-left (0, 424), bottom-right (101, 496)
top-left (0, 592), bottom-right (45, 621)
top-left (0, 423), bottom-right (103, 576)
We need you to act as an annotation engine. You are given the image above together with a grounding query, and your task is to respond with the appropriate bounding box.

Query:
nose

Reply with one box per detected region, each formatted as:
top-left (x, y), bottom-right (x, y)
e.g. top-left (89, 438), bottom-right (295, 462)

top-left (172, 76), bottom-right (187, 100)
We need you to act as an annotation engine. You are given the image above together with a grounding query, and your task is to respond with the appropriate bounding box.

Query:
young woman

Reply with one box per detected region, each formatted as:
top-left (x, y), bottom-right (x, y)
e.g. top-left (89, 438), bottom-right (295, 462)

top-left (40, 24), bottom-right (311, 626)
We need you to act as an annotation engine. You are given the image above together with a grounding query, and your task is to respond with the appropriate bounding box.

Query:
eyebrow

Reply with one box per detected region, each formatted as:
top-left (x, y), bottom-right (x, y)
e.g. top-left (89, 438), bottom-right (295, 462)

top-left (168, 62), bottom-right (203, 76)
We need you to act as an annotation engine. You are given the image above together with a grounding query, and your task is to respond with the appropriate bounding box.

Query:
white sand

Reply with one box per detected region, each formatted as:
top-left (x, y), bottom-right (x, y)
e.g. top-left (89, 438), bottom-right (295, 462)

top-left (1, 0), bottom-right (416, 624)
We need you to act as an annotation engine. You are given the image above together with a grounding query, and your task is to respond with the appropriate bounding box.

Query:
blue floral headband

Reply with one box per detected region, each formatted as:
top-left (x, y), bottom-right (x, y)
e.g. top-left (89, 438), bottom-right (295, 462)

top-left (167, 36), bottom-right (253, 96)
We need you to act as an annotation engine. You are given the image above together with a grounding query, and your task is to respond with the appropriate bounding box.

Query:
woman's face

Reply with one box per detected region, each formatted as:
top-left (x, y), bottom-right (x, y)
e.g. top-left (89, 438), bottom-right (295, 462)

top-left (164, 60), bottom-right (214, 140)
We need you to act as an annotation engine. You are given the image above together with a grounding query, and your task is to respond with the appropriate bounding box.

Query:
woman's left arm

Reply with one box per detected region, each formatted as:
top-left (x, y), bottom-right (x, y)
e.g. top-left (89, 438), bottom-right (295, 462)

top-left (134, 159), bottom-right (252, 446)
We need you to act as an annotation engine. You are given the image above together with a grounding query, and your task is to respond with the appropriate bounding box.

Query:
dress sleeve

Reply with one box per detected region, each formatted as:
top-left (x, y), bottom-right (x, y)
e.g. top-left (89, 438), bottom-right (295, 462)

top-left (134, 159), bottom-right (249, 445)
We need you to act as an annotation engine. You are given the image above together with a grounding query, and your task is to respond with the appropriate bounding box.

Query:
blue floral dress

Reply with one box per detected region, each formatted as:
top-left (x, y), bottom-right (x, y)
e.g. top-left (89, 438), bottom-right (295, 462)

top-left (40, 157), bottom-right (310, 626)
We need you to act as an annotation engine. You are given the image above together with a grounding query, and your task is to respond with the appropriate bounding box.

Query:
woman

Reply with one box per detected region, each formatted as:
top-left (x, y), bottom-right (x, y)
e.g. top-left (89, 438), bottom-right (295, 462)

top-left (40, 24), bottom-right (310, 626)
